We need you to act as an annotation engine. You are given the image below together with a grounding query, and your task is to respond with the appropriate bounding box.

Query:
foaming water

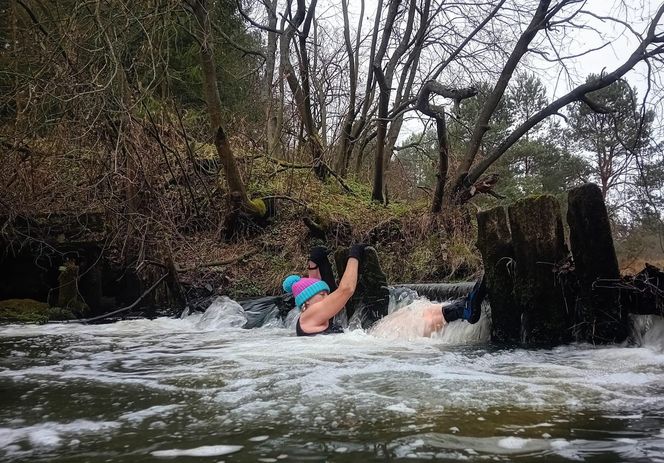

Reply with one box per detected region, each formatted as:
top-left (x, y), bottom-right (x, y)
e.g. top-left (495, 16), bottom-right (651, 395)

top-left (2, 300), bottom-right (664, 462)
top-left (370, 299), bottom-right (490, 343)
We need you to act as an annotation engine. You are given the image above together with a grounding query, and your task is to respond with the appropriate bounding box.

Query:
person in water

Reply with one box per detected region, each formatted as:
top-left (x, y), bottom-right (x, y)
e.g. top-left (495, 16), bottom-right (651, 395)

top-left (283, 245), bottom-right (487, 337)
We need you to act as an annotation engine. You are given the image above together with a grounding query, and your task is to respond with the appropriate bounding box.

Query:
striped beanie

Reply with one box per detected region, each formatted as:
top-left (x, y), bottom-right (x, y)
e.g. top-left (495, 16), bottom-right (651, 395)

top-left (282, 275), bottom-right (330, 308)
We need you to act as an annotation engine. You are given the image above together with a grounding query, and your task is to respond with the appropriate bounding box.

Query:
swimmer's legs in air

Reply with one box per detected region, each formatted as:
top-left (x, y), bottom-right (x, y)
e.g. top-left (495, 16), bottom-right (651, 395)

top-left (442, 275), bottom-right (487, 324)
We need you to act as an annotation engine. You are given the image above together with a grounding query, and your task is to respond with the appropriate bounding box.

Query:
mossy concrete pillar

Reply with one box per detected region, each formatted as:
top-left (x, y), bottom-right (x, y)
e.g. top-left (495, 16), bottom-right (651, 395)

top-left (476, 206), bottom-right (519, 344)
top-left (79, 250), bottom-right (102, 313)
top-left (567, 183), bottom-right (628, 343)
top-left (58, 260), bottom-right (79, 308)
top-left (508, 195), bottom-right (570, 346)
top-left (334, 247), bottom-right (388, 328)
top-left (57, 259), bottom-right (89, 317)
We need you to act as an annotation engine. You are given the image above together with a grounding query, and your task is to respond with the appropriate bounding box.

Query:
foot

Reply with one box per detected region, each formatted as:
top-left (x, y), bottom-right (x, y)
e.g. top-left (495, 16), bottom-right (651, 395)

top-left (309, 245), bottom-right (331, 268)
top-left (463, 274), bottom-right (487, 324)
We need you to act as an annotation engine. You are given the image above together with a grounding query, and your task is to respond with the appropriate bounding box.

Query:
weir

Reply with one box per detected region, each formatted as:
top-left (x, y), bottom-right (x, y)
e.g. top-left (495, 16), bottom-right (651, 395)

top-left (237, 282), bottom-right (481, 330)
top-left (475, 183), bottom-right (663, 347)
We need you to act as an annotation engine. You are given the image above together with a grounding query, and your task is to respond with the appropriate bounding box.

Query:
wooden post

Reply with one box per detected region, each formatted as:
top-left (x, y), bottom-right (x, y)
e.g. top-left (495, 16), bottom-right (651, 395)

top-left (508, 195), bottom-right (570, 346)
top-left (476, 206), bottom-right (519, 344)
top-left (567, 183), bottom-right (628, 343)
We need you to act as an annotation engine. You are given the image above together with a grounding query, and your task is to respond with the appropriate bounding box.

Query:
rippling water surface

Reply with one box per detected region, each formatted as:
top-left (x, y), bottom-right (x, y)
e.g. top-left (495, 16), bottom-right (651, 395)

top-left (2, 299), bottom-right (664, 462)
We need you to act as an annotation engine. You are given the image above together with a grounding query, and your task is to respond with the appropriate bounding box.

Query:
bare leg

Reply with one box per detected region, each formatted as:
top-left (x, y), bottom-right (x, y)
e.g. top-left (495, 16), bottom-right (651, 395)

top-left (423, 305), bottom-right (446, 337)
top-left (307, 262), bottom-right (322, 280)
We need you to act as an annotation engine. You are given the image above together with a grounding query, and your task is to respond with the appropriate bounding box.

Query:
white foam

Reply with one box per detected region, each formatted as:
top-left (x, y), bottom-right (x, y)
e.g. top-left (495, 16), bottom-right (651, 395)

top-left (498, 437), bottom-right (530, 449)
top-left (151, 444), bottom-right (243, 457)
top-left (0, 419), bottom-right (120, 450)
top-left (386, 403), bottom-right (416, 414)
top-left (120, 405), bottom-right (182, 423)
top-left (195, 297), bottom-right (248, 330)
top-left (248, 435), bottom-right (270, 442)
top-left (550, 439), bottom-right (571, 449)
top-left (28, 429), bottom-right (61, 447)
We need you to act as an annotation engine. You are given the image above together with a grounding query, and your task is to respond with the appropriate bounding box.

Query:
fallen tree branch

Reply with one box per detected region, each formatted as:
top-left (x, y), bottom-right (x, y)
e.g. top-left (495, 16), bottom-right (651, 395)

top-left (321, 162), bottom-right (355, 195)
top-left (55, 272), bottom-right (169, 324)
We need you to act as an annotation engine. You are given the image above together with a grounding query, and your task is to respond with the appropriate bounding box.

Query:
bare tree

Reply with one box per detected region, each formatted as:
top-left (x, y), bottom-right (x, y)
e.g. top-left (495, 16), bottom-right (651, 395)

top-left (188, 0), bottom-right (261, 217)
top-left (278, 0), bottom-right (328, 179)
top-left (447, 1), bottom-right (664, 206)
top-left (262, 0), bottom-right (282, 157)
top-left (335, 0), bottom-right (364, 177)
top-left (415, 82), bottom-right (477, 212)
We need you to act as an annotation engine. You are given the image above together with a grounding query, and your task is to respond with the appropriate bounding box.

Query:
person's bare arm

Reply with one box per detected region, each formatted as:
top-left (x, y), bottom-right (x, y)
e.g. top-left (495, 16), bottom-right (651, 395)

top-left (301, 257), bottom-right (359, 326)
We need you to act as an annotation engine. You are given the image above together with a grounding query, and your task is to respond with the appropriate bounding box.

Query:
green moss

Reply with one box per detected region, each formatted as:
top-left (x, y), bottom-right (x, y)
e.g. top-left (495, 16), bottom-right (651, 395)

top-left (192, 142), bottom-right (218, 160)
top-left (0, 299), bottom-right (79, 324)
top-left (0, 299), bottom-right (50, 323)
top-left (250, 198), bottom-right (267, 216)
top-left (47, 307), bottom-right (77, 321)
top-left (229, 278), bottom-right (264, 299)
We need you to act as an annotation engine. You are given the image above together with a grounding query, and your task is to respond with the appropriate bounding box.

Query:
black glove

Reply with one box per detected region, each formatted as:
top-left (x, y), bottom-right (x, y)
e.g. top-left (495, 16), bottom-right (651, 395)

top-left (308, 246), bottom-right (330, 268)
top-left (348, 243), bottom-right (368, 261)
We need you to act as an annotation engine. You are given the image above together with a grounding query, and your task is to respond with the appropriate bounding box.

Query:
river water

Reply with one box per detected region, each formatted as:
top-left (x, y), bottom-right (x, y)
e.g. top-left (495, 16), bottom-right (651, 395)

top-left (2, 296), bottom-right (664, 462)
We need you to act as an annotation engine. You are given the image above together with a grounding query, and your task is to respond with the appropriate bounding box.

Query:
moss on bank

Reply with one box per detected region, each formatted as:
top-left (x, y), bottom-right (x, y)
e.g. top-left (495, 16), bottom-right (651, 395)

top-left (171, 174), bottom-right (483, 299)
top-left (0, 299), bottom-right (76, 324)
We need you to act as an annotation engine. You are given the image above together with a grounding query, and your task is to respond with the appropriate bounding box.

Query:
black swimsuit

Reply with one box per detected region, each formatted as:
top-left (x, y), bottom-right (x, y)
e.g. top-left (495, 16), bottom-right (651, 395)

top-left (295, 316), bottom-right (344, 336)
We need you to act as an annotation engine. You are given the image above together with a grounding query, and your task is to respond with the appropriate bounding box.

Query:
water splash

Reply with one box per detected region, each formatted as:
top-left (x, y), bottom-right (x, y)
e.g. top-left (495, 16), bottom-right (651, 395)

top-left (193, 296), bottom-right (247, 330)
top-left (370, 298), bottom-right (491, 343)
top-left (631, 314), bottom-right (664, 352)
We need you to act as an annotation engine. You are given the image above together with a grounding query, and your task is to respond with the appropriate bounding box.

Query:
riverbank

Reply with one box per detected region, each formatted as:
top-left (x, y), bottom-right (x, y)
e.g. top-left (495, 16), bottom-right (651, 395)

top-left (1, 162), bottom-right (486, 323)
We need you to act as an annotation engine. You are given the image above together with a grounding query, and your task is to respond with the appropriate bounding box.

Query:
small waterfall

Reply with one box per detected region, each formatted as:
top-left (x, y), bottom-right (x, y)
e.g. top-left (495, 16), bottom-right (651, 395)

top-left (394, 282), bottom-right (476, 301)
top-left (370, 299), bottom-right (491, 343)
top-left (629, 314), bottom-right (664, 352)
top-left (186, 282), bottom-right (492, 342)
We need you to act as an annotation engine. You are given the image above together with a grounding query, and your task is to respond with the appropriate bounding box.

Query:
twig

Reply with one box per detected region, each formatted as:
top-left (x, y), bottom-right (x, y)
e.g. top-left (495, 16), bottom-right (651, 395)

top-left (57, 273), bottom-right (169, 324)
top-left (176, 249), bottom-right (259, 272)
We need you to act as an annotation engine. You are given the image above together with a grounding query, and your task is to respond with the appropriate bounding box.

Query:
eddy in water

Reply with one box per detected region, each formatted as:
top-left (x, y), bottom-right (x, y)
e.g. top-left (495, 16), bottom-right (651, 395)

top-left (282, 245), bottom-right (487, 337)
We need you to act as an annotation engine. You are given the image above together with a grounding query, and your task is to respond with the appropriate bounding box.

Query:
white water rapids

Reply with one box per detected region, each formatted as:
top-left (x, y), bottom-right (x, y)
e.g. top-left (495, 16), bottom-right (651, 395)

top-left (2, 296), bottom-right (664, 462)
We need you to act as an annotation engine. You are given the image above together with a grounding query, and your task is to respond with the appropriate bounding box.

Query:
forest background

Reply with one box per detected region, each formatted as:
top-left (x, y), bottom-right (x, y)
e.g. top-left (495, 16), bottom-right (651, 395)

top-left (1, 0), bottom-right (663, 302)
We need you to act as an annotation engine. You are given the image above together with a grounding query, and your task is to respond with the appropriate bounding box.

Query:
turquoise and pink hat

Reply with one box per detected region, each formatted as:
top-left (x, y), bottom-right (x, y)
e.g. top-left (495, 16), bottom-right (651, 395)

top-left (282, 275), bottom-right (330, 308)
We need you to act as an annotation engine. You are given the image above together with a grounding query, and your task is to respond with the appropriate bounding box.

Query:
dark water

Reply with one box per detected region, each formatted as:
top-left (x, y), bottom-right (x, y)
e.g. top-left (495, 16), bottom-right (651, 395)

top-left (2, 299), bottom-right (664, 462)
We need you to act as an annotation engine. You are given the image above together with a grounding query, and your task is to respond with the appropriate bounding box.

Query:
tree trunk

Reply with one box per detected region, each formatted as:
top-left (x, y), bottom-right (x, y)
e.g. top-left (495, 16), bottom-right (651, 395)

top-left (336, 0), bottom-right (362, 176)
top-left (431, 115), bottom-right (448, 213)
top-left (279, 0), bottom-right (327, 180)
top-left (450, 0), bottom-right (552, 200)
top-left (372, 67), bottom-right (389, 202)
top-left (263, 0), bottom-right (281, 157)
top-left (192, 0), bottom-right (258, 214)
top-left (370, 0), bottom-right (404, 202)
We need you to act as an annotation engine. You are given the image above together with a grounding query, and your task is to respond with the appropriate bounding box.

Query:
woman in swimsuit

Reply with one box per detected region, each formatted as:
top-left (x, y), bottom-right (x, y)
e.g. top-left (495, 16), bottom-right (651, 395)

top-left (283, 244), bottom-right (364, 336)
top-left (283, 245), bottom-right (486, 337)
